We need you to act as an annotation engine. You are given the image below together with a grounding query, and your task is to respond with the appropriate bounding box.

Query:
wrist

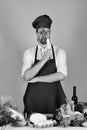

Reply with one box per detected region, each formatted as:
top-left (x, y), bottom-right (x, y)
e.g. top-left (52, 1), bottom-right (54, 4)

top-left (41, 58), bottom-right (47, 64)
top-left (36, 76), bottom-right (40, 82)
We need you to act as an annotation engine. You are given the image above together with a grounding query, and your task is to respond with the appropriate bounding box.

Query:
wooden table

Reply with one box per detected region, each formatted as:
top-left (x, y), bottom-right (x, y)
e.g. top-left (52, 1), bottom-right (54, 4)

top-left (1, 125), bottom-right (87, 130)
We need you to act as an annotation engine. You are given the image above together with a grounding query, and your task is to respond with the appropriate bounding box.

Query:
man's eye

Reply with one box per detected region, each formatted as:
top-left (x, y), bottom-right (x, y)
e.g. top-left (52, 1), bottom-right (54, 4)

top-left (38, 32), bottom-right (42, 34)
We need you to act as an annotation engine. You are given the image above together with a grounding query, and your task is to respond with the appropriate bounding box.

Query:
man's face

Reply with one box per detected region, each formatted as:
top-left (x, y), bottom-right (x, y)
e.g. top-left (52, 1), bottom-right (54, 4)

top-left (36, 27), bottom-right (51, 46)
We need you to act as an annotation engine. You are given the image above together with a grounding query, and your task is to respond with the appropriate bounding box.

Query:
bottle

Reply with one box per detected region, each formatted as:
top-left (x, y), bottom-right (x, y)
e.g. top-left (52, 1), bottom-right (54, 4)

top-left (72, 86), bottom-right (78, 104)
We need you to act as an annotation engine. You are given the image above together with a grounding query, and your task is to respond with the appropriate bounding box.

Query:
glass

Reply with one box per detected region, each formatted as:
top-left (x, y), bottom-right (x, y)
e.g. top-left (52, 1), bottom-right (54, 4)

top-left (38, 30), bottom-right (50, 35)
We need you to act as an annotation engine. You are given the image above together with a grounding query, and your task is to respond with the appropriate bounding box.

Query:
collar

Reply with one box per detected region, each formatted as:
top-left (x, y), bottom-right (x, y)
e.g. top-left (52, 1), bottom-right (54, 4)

top-left (37, 43), bottom-right (51, 51)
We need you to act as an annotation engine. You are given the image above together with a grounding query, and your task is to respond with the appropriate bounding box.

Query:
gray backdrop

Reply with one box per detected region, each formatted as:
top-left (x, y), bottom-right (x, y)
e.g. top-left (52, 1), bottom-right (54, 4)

top-left (0, 0), bottom-right (87, 112)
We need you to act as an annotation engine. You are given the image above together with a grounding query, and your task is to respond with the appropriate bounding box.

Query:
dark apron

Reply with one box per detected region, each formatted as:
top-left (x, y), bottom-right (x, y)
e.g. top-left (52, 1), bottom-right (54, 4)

top-left (23, 45), bottom-right (66, 115)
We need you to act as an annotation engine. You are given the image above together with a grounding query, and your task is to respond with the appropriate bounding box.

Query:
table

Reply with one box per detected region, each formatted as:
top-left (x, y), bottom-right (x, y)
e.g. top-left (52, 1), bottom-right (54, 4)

top-left (1, 125), bottom-right (87, 130)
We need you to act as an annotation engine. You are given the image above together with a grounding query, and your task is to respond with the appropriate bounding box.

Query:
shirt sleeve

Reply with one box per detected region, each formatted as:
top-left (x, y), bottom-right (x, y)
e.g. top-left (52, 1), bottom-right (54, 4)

top-left (56, 48), bottom-right (68, 77)
top-left (21, 47), bottom-right (35, 77)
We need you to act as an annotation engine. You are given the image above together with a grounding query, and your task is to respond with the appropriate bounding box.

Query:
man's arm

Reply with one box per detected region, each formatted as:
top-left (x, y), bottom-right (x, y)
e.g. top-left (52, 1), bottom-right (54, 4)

top-left (28, 72), bottom-right (66, 83)
top-left (37, 72), bottom-right (66, 82)
top-left (23, 59), bottom-right (46, 81)
top-left (23, 50), bottom-right (52, 81)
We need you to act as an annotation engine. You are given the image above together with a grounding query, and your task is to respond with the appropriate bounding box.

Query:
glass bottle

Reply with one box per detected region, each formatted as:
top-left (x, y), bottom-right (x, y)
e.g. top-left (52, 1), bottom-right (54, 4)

top-left (72, 86), bottom-right (78, 104)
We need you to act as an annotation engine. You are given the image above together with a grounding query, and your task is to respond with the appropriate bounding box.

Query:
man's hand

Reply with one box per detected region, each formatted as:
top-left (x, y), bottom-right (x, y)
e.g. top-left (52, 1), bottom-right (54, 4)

top-left (42, 49), bottom-right (53, 62)
top-left (28, 77), bottom-right (38, 83)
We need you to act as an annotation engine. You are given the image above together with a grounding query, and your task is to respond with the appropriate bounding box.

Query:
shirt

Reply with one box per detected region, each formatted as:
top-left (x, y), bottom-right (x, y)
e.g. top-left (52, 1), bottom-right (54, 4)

top-left (21, 44), bottom-right (68, 77)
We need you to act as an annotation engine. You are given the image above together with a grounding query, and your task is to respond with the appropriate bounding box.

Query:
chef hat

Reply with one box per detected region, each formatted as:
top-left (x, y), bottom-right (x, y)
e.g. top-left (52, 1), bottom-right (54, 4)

top-left (32, 14), bottom-right (52, 30)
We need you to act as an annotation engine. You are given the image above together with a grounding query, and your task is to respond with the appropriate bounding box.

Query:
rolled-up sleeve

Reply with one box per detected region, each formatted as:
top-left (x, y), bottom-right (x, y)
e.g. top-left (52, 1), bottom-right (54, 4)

top-left (56, 48), bottom-right (68, 77)
top-left (21, 48), bottom-right (35, 77)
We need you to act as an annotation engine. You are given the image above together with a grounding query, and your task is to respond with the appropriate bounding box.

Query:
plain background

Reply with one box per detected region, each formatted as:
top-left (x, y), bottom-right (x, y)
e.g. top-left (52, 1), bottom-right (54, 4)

top-left (0, 0), bottom-right (87, 112)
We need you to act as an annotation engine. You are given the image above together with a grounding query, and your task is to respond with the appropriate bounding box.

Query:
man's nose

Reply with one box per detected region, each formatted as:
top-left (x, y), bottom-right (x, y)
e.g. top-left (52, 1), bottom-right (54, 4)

top-left (42, 31), bottom-right (47, 36)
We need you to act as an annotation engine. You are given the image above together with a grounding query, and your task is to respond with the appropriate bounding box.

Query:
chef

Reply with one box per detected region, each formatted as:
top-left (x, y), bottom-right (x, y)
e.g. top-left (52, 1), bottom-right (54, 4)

top-left (22, 14), bottom-right (68, 117)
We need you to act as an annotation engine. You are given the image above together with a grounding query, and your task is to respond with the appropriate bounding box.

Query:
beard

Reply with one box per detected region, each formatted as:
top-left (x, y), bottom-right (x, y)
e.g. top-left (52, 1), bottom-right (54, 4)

top-left (40, 36), bottom-right (47, 45)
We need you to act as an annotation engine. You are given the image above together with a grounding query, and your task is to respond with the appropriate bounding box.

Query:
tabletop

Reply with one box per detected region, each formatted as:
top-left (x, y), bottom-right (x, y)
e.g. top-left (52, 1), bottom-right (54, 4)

top-left (1, 125), bottom-right (87, 130)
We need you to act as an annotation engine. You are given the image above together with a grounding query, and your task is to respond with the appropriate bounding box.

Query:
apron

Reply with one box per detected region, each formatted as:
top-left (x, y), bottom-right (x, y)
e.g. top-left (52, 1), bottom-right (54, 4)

top-left (23, 45), bottom-right (66, 115)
